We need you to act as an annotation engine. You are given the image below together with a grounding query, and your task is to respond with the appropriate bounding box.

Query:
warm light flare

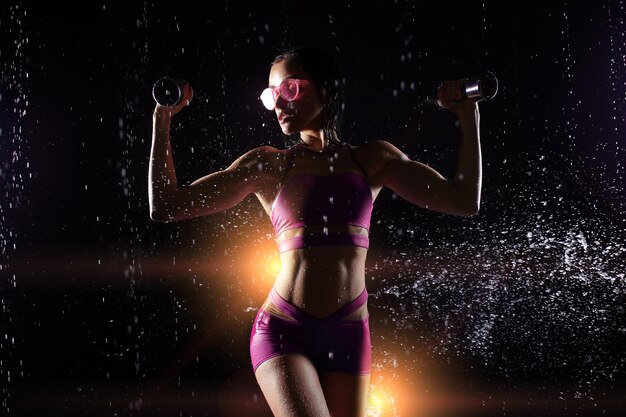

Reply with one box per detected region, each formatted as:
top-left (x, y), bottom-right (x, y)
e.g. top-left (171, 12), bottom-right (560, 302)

top-left (367, 382), bottom-right (397, 417)
top-left (366, 366), bottom-right (417, 417)
top-left (364, 353), bottom-right (435, 417)
top-left (240, 240), bottom-right (282, 294)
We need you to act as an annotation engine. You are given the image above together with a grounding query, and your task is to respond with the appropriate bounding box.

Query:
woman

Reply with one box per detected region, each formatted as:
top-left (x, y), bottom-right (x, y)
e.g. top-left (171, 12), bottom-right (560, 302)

top-left (149, 47), bottom-right (481, 417)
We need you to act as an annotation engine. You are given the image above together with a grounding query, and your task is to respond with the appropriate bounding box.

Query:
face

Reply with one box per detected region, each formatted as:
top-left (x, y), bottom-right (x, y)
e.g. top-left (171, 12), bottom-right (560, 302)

top-left (267, 59), bottom-right (325, 135)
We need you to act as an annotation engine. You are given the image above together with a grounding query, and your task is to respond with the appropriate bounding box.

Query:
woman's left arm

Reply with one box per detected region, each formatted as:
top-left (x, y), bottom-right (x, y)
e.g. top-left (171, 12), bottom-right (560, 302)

top-left (373, 103), bottom-right (481, 217)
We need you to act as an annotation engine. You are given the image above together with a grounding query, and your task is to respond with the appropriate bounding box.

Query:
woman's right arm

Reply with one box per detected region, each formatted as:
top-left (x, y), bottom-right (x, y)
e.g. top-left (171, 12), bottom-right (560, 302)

top-left (148, 106), bottom-right (269, 223)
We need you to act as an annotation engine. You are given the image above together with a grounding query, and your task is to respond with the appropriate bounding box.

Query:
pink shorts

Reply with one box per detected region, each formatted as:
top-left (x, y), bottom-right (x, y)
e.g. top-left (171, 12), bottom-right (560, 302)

top-left (249, 287), bottom-right (371, 375)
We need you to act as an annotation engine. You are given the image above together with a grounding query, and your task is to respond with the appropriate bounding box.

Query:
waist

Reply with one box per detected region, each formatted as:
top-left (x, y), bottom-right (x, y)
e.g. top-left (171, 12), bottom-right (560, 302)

top-left (275, 225), bottom-right (369, 253)
top-left (268, 280), bottom-right (369, 320)
top-left (272, 248), bottom-right (368, 318)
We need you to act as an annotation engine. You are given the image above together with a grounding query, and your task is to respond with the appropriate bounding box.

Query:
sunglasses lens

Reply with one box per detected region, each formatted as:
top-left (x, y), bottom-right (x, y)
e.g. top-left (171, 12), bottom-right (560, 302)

top-left (260, 80), bottom-right (302, 110)
top-left (280, 79), bottom-right (299, 101)
top-left (260, 88), bottom-right (275, 110)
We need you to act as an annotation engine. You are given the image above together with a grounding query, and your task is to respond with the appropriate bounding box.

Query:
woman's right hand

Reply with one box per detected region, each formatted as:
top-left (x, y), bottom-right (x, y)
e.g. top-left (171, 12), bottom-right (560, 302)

top-left (153, 81), bottom-right (194, 118)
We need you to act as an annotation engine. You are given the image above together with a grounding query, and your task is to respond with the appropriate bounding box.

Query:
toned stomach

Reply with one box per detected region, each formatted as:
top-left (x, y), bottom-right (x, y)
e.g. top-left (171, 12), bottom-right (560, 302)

top-left (266, 224), bottom-right (370, 321)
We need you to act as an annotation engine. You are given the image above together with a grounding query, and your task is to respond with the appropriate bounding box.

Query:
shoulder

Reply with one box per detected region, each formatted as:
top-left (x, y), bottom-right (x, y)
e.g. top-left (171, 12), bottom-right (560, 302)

top-left (229, 145), bottom-right (295, 181)
top-left (231, 145), bottom-right (282, 167)
top-left (345, 140), bottom-right (409, 186)
top-left (364, 140), bottom-right (408, 160)
top-left (352, 140), bottom-right (409, 167)
top-left (239, 145), bottom-right (276, 160)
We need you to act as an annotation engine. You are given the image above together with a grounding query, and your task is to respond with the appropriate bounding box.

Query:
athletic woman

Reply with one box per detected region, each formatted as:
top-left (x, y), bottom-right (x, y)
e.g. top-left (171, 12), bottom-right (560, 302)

top-left (149, 47), bottom-right (481, 417)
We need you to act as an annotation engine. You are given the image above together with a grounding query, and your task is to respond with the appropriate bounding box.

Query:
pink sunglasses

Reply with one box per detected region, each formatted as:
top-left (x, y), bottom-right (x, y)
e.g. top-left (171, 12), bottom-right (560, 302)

top-left (260, 78), bottom-right (310, 110)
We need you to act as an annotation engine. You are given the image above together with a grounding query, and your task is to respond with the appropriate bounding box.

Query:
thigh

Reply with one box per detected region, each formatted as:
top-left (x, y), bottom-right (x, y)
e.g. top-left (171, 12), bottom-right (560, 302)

top-left (319, 371), bottom-right (370, 417)
top-left (254, 353), bottom-right (331, 417)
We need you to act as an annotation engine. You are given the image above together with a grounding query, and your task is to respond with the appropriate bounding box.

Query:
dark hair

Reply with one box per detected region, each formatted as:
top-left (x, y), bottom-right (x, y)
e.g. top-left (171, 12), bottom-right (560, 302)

top-left (271, 47), bottom-right (346, 148)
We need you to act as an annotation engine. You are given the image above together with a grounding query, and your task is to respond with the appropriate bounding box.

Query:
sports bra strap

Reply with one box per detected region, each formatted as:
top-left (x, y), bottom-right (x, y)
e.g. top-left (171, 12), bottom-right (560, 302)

top-left (346, 145), bottom-right (369, 181)
top-left (279, 145), bottom-right (297, 185)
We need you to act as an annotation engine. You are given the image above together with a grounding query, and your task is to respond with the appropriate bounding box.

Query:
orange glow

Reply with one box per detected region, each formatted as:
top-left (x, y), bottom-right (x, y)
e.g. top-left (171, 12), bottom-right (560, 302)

top-left (367, 379), bottom-right (398, 417)
top-left (367, 365), bottom-right (420, 417)
top-left (237, 239), bottom-right (281, 295)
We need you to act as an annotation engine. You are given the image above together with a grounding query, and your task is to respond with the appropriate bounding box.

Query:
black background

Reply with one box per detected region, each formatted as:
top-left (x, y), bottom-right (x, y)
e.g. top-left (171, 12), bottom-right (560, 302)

top-left (1, 1), bottom-right (625, 416)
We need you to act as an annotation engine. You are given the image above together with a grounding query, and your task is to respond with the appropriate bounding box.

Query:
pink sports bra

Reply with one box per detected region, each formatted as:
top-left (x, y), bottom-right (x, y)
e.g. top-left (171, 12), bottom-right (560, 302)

top-left (270, 144), bottom-right (373, 253)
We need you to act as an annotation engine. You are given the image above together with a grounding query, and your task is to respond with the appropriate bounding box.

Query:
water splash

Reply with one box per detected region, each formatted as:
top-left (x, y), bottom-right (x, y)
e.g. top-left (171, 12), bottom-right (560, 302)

top-left (0, 3), bottom-right (30, 415)
top-left (372, 216), bottom-right (625, 390)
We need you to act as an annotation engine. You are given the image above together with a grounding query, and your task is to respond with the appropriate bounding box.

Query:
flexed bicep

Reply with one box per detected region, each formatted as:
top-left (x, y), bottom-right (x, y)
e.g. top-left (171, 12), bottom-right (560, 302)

top-left (374, 140), bottom-right (476, 217)
top-left (150, 147), bottom-right (270, 222)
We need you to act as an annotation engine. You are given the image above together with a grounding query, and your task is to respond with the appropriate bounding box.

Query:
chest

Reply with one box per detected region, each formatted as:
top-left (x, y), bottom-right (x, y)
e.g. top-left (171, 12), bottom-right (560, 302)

top-left (255, 145), bottom-right (383, 216)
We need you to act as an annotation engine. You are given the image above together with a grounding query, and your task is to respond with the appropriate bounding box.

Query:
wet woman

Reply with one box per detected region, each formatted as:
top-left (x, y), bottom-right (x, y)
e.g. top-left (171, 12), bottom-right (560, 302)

top-left (149, 47), bottom-right (481, 417)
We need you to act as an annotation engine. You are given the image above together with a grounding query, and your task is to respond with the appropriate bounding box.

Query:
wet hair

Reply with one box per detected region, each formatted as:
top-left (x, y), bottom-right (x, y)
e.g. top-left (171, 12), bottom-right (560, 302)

top-left (271, 47), bottom-right (347, 149)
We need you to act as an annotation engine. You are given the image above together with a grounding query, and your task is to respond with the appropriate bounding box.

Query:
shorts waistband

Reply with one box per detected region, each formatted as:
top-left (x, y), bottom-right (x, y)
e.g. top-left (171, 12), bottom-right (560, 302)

top-left (269, 286), bottom-right (368, 323)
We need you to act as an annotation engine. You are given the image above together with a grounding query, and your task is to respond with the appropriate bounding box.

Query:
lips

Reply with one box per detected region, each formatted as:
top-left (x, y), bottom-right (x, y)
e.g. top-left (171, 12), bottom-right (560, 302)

top-left (278, 112), bottom-right (294, 123)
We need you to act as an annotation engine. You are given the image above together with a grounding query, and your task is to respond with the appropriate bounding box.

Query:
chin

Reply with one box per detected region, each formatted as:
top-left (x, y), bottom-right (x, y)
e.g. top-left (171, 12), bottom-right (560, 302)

top-left (279, 122), bottom-right (299, 135)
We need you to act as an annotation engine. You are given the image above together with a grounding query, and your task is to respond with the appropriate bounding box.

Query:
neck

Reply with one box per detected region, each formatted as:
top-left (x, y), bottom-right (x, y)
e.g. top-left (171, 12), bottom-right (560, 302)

top-left (299, 129), bottom-right (338, 152)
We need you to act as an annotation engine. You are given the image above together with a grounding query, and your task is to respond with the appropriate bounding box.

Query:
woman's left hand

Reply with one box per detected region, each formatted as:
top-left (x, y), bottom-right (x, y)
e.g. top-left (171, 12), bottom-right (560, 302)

top-left (436, 80), bottom-right (478, 116)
